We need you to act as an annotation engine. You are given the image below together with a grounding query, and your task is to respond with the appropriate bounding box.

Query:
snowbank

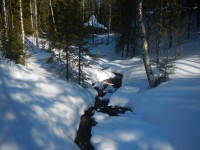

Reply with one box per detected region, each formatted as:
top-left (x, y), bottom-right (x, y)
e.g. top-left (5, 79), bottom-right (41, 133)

top-left (91, 38), bottom-right (200, 150)
top-left (0, 51), bottom-right (96, 150)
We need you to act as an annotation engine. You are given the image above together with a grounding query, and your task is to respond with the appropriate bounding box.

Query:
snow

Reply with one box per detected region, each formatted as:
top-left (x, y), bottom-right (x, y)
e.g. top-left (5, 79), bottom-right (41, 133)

top-left (91, 36), bottom-right (200, 150)
top-left (1, 32), bottom-right (200, 150)
top-left (84, 15), bottom-right (107, 29)
top-left (92, 112), bottom-right (173, 150)
top-left (0, 43), bottom-right (96, 150)
top-left (92, 111), bottom-right (109, 123)
top-left (104, 85), bottom-right (116, 93)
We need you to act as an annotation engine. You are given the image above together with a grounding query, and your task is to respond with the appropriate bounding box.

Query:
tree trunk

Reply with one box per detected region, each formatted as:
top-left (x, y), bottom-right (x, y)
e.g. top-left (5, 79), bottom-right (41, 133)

top-left (97, 0), bottom-right (101, 34)
top-left (197, 1), bottom-right (200, 27)
top-left (156, 0), bottom-right (163, 64)
top-left (19, 0), bottom-right (25, 65)
top-left (30, 0), bottom-right (34, 30)
top-left (3, 0), bottom-right (8, 29)
top-left (92, 16), bottom-right (95, 43)
top-left (137, 0), bottom-right (155, 88)
top-left (19, 0), bottom-right (25, 48)
top-left (168, 25), bottom-right (173, 48)
top-left (9, 0), bottom-right (14, 29)
top-left (49, 0), bottom-right (56, 32)
top-left (107, 3), bottom-right (111, 44)
top-left (126, 0), bottom-right (134, 58)
top-left (2, 0), bottom-right (8, 56)
top-left (82, 0), bottom-right (85, 21)
top-left (78, 45), bottom-right (81, 85)
top-left (34, 0), bottom-right (39, 47)
top-left (65, 2), bottom-right (69, 80)
top-left (132, 0), bottom-right (137, 57)
top-left (187, 5), bottom-right (192, 39)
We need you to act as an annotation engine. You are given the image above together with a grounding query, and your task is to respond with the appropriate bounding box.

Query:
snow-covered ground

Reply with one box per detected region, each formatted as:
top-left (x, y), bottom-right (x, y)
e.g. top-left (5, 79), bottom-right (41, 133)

top-left (0, 33), bottom-right (200, 150)
top-left (0, 43), bottom-right (96, 150)
top-left (90, 36), bottom-right (200, 150)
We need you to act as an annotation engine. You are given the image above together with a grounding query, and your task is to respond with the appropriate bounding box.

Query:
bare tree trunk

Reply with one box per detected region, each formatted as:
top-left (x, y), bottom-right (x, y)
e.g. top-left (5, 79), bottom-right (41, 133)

top-left (9, 0), bottom-right (14, 29)
top-left (19, 0), bottom-right (25, 65)
top-left (197, 1), bottom-right (200, 27)
top-left (107, 3), bottom-right (111, 44)
top-left (65, 2), bottom-right (69, 80)
top-left (49, 0), bottom-right (56, 32)
top-left (187, 4), bottom-right (192, 39)
top-left (97, 0), bottom-right (101, 34)
top-left (19, 0), bottom-right (25, 48)
top-left (30, 0), bottom-right (34, 30)
top-left (78, 45), bottom-right (81, 85)
top-left (156, 0), bottom-right (163, 64)
top-left (19, 0), bottom-right (25, 45)
top-left (3, 0), bottom-right (8, 29)
top-left (132, 0), bottom-right (137, 57)
top-left (2, 0), bottom-right (8, 57)
top-left (82, 0), bottom-right (85, 21)
top-left (137, 0), bottom-right (155, 88)
top-left (92, 16), bottom-right (95, 43)
top-left (125, 42), bottom-right (129, 58)
top-left (146, 15), bottom-right (150, 53)
top-left (34, 0), bottom-right (39, 47)
top-left (168, 25), bottom-right (173, 48)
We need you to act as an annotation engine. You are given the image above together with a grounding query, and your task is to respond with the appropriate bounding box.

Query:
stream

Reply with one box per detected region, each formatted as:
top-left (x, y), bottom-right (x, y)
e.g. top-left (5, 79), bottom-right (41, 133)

top-left (74, 73), bottom-right (132, 150)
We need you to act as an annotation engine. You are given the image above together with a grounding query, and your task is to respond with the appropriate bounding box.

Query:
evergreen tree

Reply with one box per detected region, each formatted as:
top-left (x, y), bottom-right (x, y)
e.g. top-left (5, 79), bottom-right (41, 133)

top-left (0, 0), bottom-right (25, 65)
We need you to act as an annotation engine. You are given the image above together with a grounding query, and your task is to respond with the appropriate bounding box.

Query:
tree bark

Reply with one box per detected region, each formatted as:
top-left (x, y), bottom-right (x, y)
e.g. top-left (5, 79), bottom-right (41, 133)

top-left (2, 0), bottom-right (8, 29)
top-left (107, 3), bottom-right (111, 44)
top-left (78, 45), bottom-right (81, 85)
top-left (65, 2), bottom-right (69, 80)
top-left (19, 0), bottom-right (25, 65)
top-left (168, 25), bottom-right (173, 48)
top-left (49, 0), bottom-right (56, 32)
top-left (9, 0), bottom-right (14, 29)
top-left (187, 1), bottom-right (193, 39)
top-left (197, 1), bottom-right (200, 27)
top-left (137, 0), bottom-right (155, 88)
top-left (34, 0), bottom-right (39, 47)
top-left (156, 0), bottom-right (163, 64)
top-left (30, 0), bottom-right (34, 30)
top-left (82, 0), bottom-right (85, 21)
top-left (19, 0), bottom-right (25, 49)
top-left (2, 0), bottom-right (9, 57)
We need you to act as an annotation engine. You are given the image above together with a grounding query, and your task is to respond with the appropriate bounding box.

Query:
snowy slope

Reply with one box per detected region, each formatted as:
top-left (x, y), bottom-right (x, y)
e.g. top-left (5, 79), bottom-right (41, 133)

top-left (1, 33), bottom-right (200, 150)
top-left (0, 47), bottom-right (96, 150)
top-left (91, 36), bottom-right (200, 150)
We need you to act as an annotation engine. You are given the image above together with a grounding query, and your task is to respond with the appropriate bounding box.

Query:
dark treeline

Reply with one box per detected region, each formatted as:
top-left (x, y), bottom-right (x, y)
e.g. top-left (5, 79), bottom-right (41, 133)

top-left (0, 0), bottom-right (199, 87)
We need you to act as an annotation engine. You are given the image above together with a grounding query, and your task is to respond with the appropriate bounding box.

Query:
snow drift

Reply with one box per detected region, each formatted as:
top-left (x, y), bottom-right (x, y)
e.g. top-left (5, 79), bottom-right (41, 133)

top-left (0, 51), bottom-right (96, 150)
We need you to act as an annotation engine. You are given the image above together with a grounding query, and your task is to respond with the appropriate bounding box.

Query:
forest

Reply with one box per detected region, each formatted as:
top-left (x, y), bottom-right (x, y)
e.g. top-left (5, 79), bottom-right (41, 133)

top-left (0, 0), bottom-right (200, 150)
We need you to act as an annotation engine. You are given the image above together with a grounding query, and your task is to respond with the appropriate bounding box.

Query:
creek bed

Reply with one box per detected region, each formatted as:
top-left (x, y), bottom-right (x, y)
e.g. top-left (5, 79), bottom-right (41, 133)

top-left (74, 73), bottom-right (132, 150)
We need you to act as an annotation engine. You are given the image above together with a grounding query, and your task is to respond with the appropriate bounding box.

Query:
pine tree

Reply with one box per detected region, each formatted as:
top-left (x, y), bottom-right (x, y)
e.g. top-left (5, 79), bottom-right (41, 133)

top-left (0, 0), bottom-right (25, 65)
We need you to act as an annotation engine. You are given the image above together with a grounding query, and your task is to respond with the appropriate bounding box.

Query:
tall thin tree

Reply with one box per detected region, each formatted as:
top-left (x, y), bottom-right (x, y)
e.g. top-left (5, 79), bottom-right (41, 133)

top-left (19, 0), bottom-right (25, 50)
top-left (34, 0), bottom-right (39, 47)
top-left (2, 0), bottom-right (8, 29)
top-left (30, 0), bottom-right (34, 30)
top-left (137, 0), bottom-right (155, 88)
top-left (49, 0), bottom-right (56, 31)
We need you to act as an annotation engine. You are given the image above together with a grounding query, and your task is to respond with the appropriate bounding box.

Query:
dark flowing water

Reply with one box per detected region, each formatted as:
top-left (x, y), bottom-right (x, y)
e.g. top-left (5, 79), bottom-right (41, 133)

top-left (74, 73), bottom-right (132, 150)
